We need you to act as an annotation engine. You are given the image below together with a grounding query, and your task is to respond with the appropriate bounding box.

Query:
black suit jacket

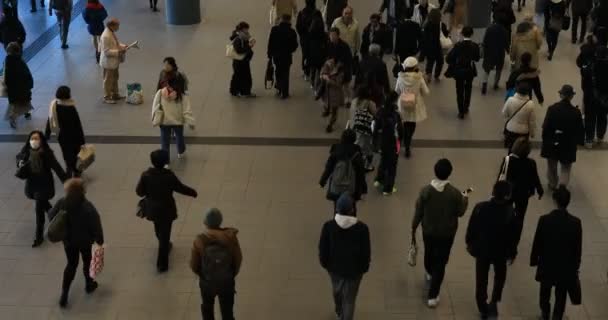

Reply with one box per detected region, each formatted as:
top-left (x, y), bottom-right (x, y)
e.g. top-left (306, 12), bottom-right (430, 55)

top-left (446, 39), bottom-right (481, 78)
top-left (267, 22), bottom-right (299, 65)
top-left (395, 19), bottom-right (422, 59)
top-left (540, 100), bottom-right (584, 164)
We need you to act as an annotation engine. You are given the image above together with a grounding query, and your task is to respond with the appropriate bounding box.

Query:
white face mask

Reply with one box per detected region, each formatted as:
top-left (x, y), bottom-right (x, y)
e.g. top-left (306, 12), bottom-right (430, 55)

top-left (30, 140), bottom-right (40, 149)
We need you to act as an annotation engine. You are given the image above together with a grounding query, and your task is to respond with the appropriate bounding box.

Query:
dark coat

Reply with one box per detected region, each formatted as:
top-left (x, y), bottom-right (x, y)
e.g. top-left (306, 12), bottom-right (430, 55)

top-left (307, 25), bottom-right (328, 69)
top-left (466, 199), bottom-right (518, 260)
top-left (591, 4), bottom-right (608, 32)
top-left (82, 2), bottom-right (108, 36)
top-left (576, 42), bottom-right (597, 91)
top-left (540, 100), bottom-right (584, 164)
top-left (530, 209), bottom-right (582, 285)
top-left (136, 168), bottom-right (197, 222)
top-left (230, 31), bottom-right (254, 61)
top-left (571, 0), bottom-right (593, 15)
top-left (4, 54), bottom-right (33, 104)
top-left (319, 218), bottom-right (371, 279)
top-left (16, 146), bottom-right (67, 200)
top-left (395, 19), bottom-right (422, 60)
top-left (493, 3), bottom-right (516, 34)
top-left (355, 55), bottom-right (390, 94)
top-left (379, 0), bottom-right (414, 25)
top-left (592, 46), bottom-right (608, 96)
top-left (0, 15), bottom-right (25, 46)
top-left (319, 143), bottom-right (368, 201)
top-left (446, 39), bottom-right (481, 79)
top-left (421, 22), bottom-right (449, 59)
top-left (296, 6), bottom-right (321, 45)
top-left (373, 105), bottom-right (404, 153)
top-left (482, 23), bottom-right (509, 71)
top-left (267, 21), bottom-right (299, 65)
top-left (327, 39), bottom-right (353, 81)
top-left (45, 102), bottom-right (85, 148)
top-left (500, 155), bottom-right (544, 201)
top-left (324, 0), bottom-right (348, 28)
top-left (360, 22), bottom-right (391, 57)
top-left (49, 198), bottom-right (104, 248)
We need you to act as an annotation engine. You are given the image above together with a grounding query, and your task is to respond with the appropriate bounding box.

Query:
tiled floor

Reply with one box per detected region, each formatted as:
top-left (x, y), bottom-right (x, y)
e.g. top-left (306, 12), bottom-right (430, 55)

top-left (0, 0), bottom-right (606, 319)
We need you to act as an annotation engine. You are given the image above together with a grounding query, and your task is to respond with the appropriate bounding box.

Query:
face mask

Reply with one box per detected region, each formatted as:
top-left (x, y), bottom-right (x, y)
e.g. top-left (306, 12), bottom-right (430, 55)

top-left (30, 140), bottom-right (40, 149)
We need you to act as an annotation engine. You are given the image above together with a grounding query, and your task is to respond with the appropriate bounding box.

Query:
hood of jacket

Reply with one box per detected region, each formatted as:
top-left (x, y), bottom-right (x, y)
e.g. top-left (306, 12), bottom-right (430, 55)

top-left (335, 214), bottom-right (358, 229)
top-left (398, 71), bottom-right (422, 86)
top-left (430, 179), bottom-right (450, 192)
top-left (201, 227), bottom-right (239, 243)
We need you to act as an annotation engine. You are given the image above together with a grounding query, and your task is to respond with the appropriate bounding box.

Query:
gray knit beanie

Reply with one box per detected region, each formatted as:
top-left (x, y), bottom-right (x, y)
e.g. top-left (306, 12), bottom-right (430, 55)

top-left (204, 208), bottom-right (223, 229)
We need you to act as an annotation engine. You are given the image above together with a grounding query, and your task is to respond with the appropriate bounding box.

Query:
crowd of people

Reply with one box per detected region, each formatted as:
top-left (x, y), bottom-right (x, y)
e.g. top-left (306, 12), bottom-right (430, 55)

top-left (3, 0), bottom-right (608, 319)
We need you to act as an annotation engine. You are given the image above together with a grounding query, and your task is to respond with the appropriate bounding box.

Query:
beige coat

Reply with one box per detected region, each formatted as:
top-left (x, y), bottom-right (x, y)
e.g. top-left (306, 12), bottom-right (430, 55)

top-left (503, 93), bottom-right (537, 137)
top-left (510, 23), bottom-right (543, 69)
top-left (99, 28), bottom-right (123, 70)
top-left (395, 71), bottom-right (430, 123)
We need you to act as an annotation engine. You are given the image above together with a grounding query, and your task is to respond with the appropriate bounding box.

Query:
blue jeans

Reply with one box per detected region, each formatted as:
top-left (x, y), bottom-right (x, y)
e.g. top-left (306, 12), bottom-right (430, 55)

top-left (160, 125), bottom-right (185, 158)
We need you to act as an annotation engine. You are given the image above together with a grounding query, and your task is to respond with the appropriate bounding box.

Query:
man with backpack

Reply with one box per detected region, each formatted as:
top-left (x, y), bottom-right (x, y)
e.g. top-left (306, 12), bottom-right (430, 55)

top-left (49, 0), bottom-right (73, 49)
top-left (190, 208), bottom-right (243, 320)
top-left (319, 193), bottom-right (371, 320)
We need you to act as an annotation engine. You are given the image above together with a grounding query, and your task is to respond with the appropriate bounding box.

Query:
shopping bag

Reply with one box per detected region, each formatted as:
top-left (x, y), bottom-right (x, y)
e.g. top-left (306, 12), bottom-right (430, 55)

top-left (126, 83), bottom-right (144, 105)
top-left (89, 243), bottom-right (105, 279)
top-left (76, 144), bottom-right (96, 172)
top-left (407, 238), bottom-right (418, 267)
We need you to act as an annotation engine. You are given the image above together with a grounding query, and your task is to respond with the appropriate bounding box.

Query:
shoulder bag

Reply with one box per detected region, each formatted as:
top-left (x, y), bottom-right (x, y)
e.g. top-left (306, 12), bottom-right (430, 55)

top-left (503, 99), bottom-right (530, 143)
top-left (152, 101), bottom-right (164, 127)
top-left (498, 155), bottom-right (510, 181)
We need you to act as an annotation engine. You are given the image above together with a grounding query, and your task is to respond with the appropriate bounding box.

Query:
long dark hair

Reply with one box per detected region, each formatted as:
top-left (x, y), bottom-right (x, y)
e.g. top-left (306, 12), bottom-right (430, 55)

top-left (163, 57), bottom-right (178, 72)
top-left (23, 130), bottom-right (50, 152)
top-left (167, 77), bottom-right (185, 102)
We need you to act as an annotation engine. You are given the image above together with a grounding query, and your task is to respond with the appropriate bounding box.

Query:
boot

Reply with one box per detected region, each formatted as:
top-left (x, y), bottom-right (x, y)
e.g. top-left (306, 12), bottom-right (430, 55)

top-left (481, 82), bottom-right (487, 95)
top-left (85, 281), bottom-right (98, 294)
top-left (59, 290), bottom-right (68, 308)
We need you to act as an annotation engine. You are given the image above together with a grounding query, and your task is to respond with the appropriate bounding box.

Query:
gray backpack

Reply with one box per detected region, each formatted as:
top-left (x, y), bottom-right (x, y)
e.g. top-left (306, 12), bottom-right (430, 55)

top-left (328, 152), bottom-right (358, 197)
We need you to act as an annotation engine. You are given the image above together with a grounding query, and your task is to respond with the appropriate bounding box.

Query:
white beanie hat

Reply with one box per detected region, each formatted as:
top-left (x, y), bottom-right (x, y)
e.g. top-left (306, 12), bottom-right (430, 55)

top-left (402, 56), bottom-right (418, 69)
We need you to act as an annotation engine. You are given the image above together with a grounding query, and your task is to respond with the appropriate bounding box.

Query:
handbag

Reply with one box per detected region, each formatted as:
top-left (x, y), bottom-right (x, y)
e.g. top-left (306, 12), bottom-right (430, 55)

top-left (126, 83), bottom-right (144, 105)
top-left (407, 237), bottom-right (418, 267)
top-left (265, 59), bottom-right (275, 90)
top-left (76, 144), bottom-right (96, 172)
top-left (399, 91), bottom-right (417, 111)
top-left (136, 198), bottom-right (147, 218)
top-left (225, 41), bottom-right (246, 61)
top-left (440, 30), bottom-right (453, 51)
top-left (89, 243), bottom-right (105, 279)
top-left (15, 161), bottom-right (30, 180)
top-left (498, 155), bottom-right (510, 181)
top-left (152, 103), bottom-right (164, 127)
top-left (549, 16), bottom-right (562, 31)
top-left (47, 208), bottom-right (68, 243)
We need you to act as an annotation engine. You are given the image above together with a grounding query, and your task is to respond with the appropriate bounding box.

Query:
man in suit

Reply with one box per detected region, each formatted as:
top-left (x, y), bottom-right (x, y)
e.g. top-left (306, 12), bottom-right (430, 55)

top-left (446, 26), bottom-right (481, 119)
top-left (540, 85), bottom-right (585, 189)
top-left (356, 44), bottom-right (390, 107)
top-left (360, 13), bottom-right (391, 58)
top-left (530, 186), bottom-right (582, 320)
top-left (267, 14), bottom-right (299, 99)
top-left (481, 17), bottom-right (509, 94)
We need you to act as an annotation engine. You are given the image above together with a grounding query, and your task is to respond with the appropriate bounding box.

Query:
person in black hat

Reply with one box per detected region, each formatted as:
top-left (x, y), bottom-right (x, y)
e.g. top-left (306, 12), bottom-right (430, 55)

top-left (318, 193), bottom-right (370, 320)
top-left (540, 85), bottom-right (584, 190)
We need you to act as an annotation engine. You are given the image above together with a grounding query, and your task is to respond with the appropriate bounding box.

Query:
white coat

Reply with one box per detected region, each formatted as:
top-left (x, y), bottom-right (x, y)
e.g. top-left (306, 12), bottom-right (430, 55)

top-left (502, 93), bottom-right (537, 137)
top-left (395, 71), bottom-right (430, 123)
top-left (99, 28), bottom-right (123, 70)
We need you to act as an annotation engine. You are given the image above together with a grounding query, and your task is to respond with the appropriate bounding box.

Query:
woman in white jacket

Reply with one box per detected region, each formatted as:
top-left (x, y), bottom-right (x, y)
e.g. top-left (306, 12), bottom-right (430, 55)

top-left (151, 77), bottom-right (195, 161)
top-left (502, 82), bottom-right (536, 150)
top-left (395, 57), bottom-right (430, 158)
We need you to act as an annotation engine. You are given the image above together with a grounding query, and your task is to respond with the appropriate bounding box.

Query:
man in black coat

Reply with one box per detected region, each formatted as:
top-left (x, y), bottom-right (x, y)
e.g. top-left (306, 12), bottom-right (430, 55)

top-left (481, 19), bottom-right (509, 94)
top-left (591, 32), bottom-right (608, 146)
top-left (571, 0), bottom-right (593, 43)
top-left (466, 181), bottom-right (518, 319)
top-left (530, 187), bottom-right (582, 320)
top-left (319, 193), bottom-right (370, 320)
top-left (360, 13), bottom-right (391, 58)
top-left (324, 0), bottom-right (348, 30)
top-left (445, 26), bottom-right (481, 119)
top-left (268, 14), bottom-right (299, 99)
top-left (540, 85), bottom-right (585, 190)
top-left (356, 44), bottom-right (390, 103)
top-left (379, 0), bottom-right (414, 26)
top-left (327, 27), bottom-right (354, 83)
top-left (296, 0), bottom-right (322, 79)
top-left (394, 15), bottom-right (422, 65)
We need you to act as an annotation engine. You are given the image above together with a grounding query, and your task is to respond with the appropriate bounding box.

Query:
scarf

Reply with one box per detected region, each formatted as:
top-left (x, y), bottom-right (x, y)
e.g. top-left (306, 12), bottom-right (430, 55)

top-left (48, 99), bottom-right (75, 134)
top-left (237, 30), bottom-right (251, 43)
top-left (29, 148), bottom-right (43, 174)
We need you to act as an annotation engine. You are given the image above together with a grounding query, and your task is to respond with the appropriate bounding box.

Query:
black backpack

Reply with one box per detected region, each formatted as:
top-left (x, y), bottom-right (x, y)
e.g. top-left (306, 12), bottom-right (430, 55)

top-left (200, 239), bottom-right (234, 289)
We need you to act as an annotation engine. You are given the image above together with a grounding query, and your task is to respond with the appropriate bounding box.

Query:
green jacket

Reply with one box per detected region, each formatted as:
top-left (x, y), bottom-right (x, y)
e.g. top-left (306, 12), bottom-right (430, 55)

top-left (412, 181), bottom-right (469, 238)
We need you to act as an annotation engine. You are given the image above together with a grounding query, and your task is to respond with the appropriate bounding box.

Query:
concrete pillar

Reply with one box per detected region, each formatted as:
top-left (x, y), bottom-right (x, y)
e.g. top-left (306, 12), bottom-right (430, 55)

top-left (165, 0), bottom-right (201, 25)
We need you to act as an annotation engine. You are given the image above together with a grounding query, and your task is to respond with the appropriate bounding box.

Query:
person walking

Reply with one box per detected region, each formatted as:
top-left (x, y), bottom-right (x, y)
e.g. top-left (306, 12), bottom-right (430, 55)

top-left (151, 77), bottom-right (195, 161)
top-left (360, 13), bottom-right (391, 58)
top-left (45, 86), bottom-right (85, 178)
top-left (157, 57), bottom-right (189, 91)
top-left (502, 83), bottom-right (537, 150)
top-left (16, 131), bottom-right (67, 247)
top-left (326, 27), bottom-right (354, 90)
top-left (466, 180), bottom-right (518, 319)
top-left (149, 0), bottom-right (159, 11)
top-left (591, 0), bottom-right (608, 36)
top-left (318, 193), bottom-right (371, 320)
top-left (49, 0), bottom-right (73, 49)
top-left (394, 12), bottom-right (422, 66)
top-left (395, 56), bottom-right (430, 158)
top-left (506, 52), bottom-right (544, 105)
top-left (445, 26), bottom-right (481, 119)
top-left (229, 21), bottom-right (256, 98)
top-left (348, 86), bottom-right (377, 171)
top-left (412, 0), bottom-right (436, 26)
top-left (481, 18), bottom-right (509, 95)
top-left (319, 129), bottom-right (368, 211)
top-left (373, 92), bottom-right (404, 196)
top-left (544, 0), bottom-right (567, 60)
top-left (571, 0), bottom-right (593, 43)
top-left (590, 32), bottom-right (608, 147)
top-left (29, 0), bottom-right (45, 13)
top-left (323, 0), bottom-right (348, 31)
top-left (378, 0), bottom-right (408, 27)
top-left (272, 0), bottom-right (297, 25)
top-left (420, 9), bottom-right (449, 82)
top-left (190, 208), bottom-right (242, 320)
top-left (493, 0), bottom-right (516, 46)
top-left (510, 14), bottom-right (543, 70)
top-left (136, 150), bottom-right (198, 272)
top-left (576, 34), bottom-right (603, 148)
top-left (48, 178), bottom-right (104, 308)
top-left (307, 13), bottom-right (328, 92)
top-left (541, 85), bottom-right (585, 189)
top-left (332, 6), bottom-right (360, 105)
top-left (99, 18), bottom-right (126, 104)
top-left (320, 55), bottom-right (346, 133)
top-left (296, 0), bottom-right (321, 80)
top-left (355, 44), bottom-right (390, 107)
top-left (267, 14), bottom-right (299, 99)
top-left (0, 7), bottom-right (25, 49)
top-left (530, 186), bottom-right (582, 320)
top-left (4, 42), bottom-right (33, 129)
top-left (499, 137), bottom-right (544, 249)
top-left (82, 0), bottom-right (107, 63)
top-left (411, 158), bottom-right (469, 308)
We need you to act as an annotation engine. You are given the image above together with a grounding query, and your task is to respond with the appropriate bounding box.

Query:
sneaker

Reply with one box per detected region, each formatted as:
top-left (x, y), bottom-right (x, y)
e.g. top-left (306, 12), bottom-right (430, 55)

top-left (481, 83), bottom-right (487, 95)
top-left (61, 44), bottom-right (69, 50)
top-left (427, 297), bottom-right (440, 308)
top-left (103, 99), bottom-right (117, 104)
top-left (243, 93), bottom-right (257, 98)
top-left (113, 95), bottom-right (126, 100)
top-left (383, 187), bottom-right (397, 196)
top-left (373, 181), bottom-right (381, 188)
top-left (163, 164), bottom-right (170, 169)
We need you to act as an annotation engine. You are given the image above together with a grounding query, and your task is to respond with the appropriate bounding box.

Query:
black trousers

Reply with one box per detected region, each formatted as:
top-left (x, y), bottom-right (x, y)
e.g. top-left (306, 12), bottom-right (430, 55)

top-left (402, 122), bottom-right (417, 149)
top-left (34, 199), bottom-right (51, 240)
top-left (571, 13), bottom-right (588, 42)
top-left (584, 91), bottom-right (608, 142)
top-left (56, 11), bottom-right (71, 46)
top-left (375, 150), bottom-right (398, 193)
top-left (512, 196), bottom-right (530, 249)
top-left (62, 245), bottom-right (94, 293)
top-left (455, 76), bottom-right (474, 114)
top-left (475, 257), bottom-right (507, 314)
top-left (150, 0), bottom-right (158, 8)
top-left (230, 60), bottom-right (252, 96)
top-left (540, 282), bottom-right (568, 320)
top-left (301, 41), bottom-right (310, 75)
top-left (274, 61), bottom-right (291, 97)
top-left (425, 54), bottom-right (444, 78)
top-left (200, 282), bottom-right (236, 320)
top-left (546, 29), bottom-right (560, 54)
top-left (30, 0), bottom-right (43, 10)
top-left (423, 234), bottom-right (455, 299)
top-left (60, 142), bottom-right (80, 177)
top-left (153, 220), bottom-right (173, 270)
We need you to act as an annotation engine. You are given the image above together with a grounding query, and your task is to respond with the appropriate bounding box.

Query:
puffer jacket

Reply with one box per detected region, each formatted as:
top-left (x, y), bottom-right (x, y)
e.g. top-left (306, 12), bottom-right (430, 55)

top-left (510, 22), bottom-right (543, 69)
top-left (395, 71), bottom-right (429, 123)
top-left (503, 93), bottom-right (537, 137)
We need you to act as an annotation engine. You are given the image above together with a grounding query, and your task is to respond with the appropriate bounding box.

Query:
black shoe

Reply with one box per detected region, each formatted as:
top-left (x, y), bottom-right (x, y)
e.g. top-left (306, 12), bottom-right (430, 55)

top-left (61, 44), bottom-right (69, 49)
top-left (153, 7), bottom-right (159, 11)
top-left (481, 83), bottom-right (487, 95)
top-left (547, 52), bottom-right (553, 61)
top-left (493, 83), bottom-right (499, 91)
top-left (157, 266), bottom-right (168, 273)
top-left (168, 242), bottom-right (173, 253)
top-left (85, 281), bottom-right (98, 294)
top-left (488, 302), bottom-right (498, 317)
top-left (30, 8), bottom-right (37, 13)
top-left (59, 293), bottom-right (68, 308)
top-left (280, 94), bottom-right (290, 100)
top-left (9, 119), bottom-right (16, 129)
top-left (458, 113), bottom-right (465, 119)
top-left (325, 125), bottom-right (333, 133)
top-left (24, 113), bottom-right (32, 120)
top-left (405, 148), bottom-right (411, 158)
top-left (40, 1), bottom-right (45, 7)
top-left (32, 238), bottom-right (43, 248)
top-left (572, 38), bottom-right (577, 44)
top-left (322, 110), bottom-right (330, 118)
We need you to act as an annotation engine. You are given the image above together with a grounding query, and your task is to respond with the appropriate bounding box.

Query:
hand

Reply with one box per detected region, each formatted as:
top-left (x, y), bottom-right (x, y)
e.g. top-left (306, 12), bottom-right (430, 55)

top-left (17, 160), bottom-right (24, 168)
top-left (188, 124), bottom-right (195, 130)
top-left (319, 182), bottom-right (325, 188)
top-left (249, 38), bottom-right (256, 46)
